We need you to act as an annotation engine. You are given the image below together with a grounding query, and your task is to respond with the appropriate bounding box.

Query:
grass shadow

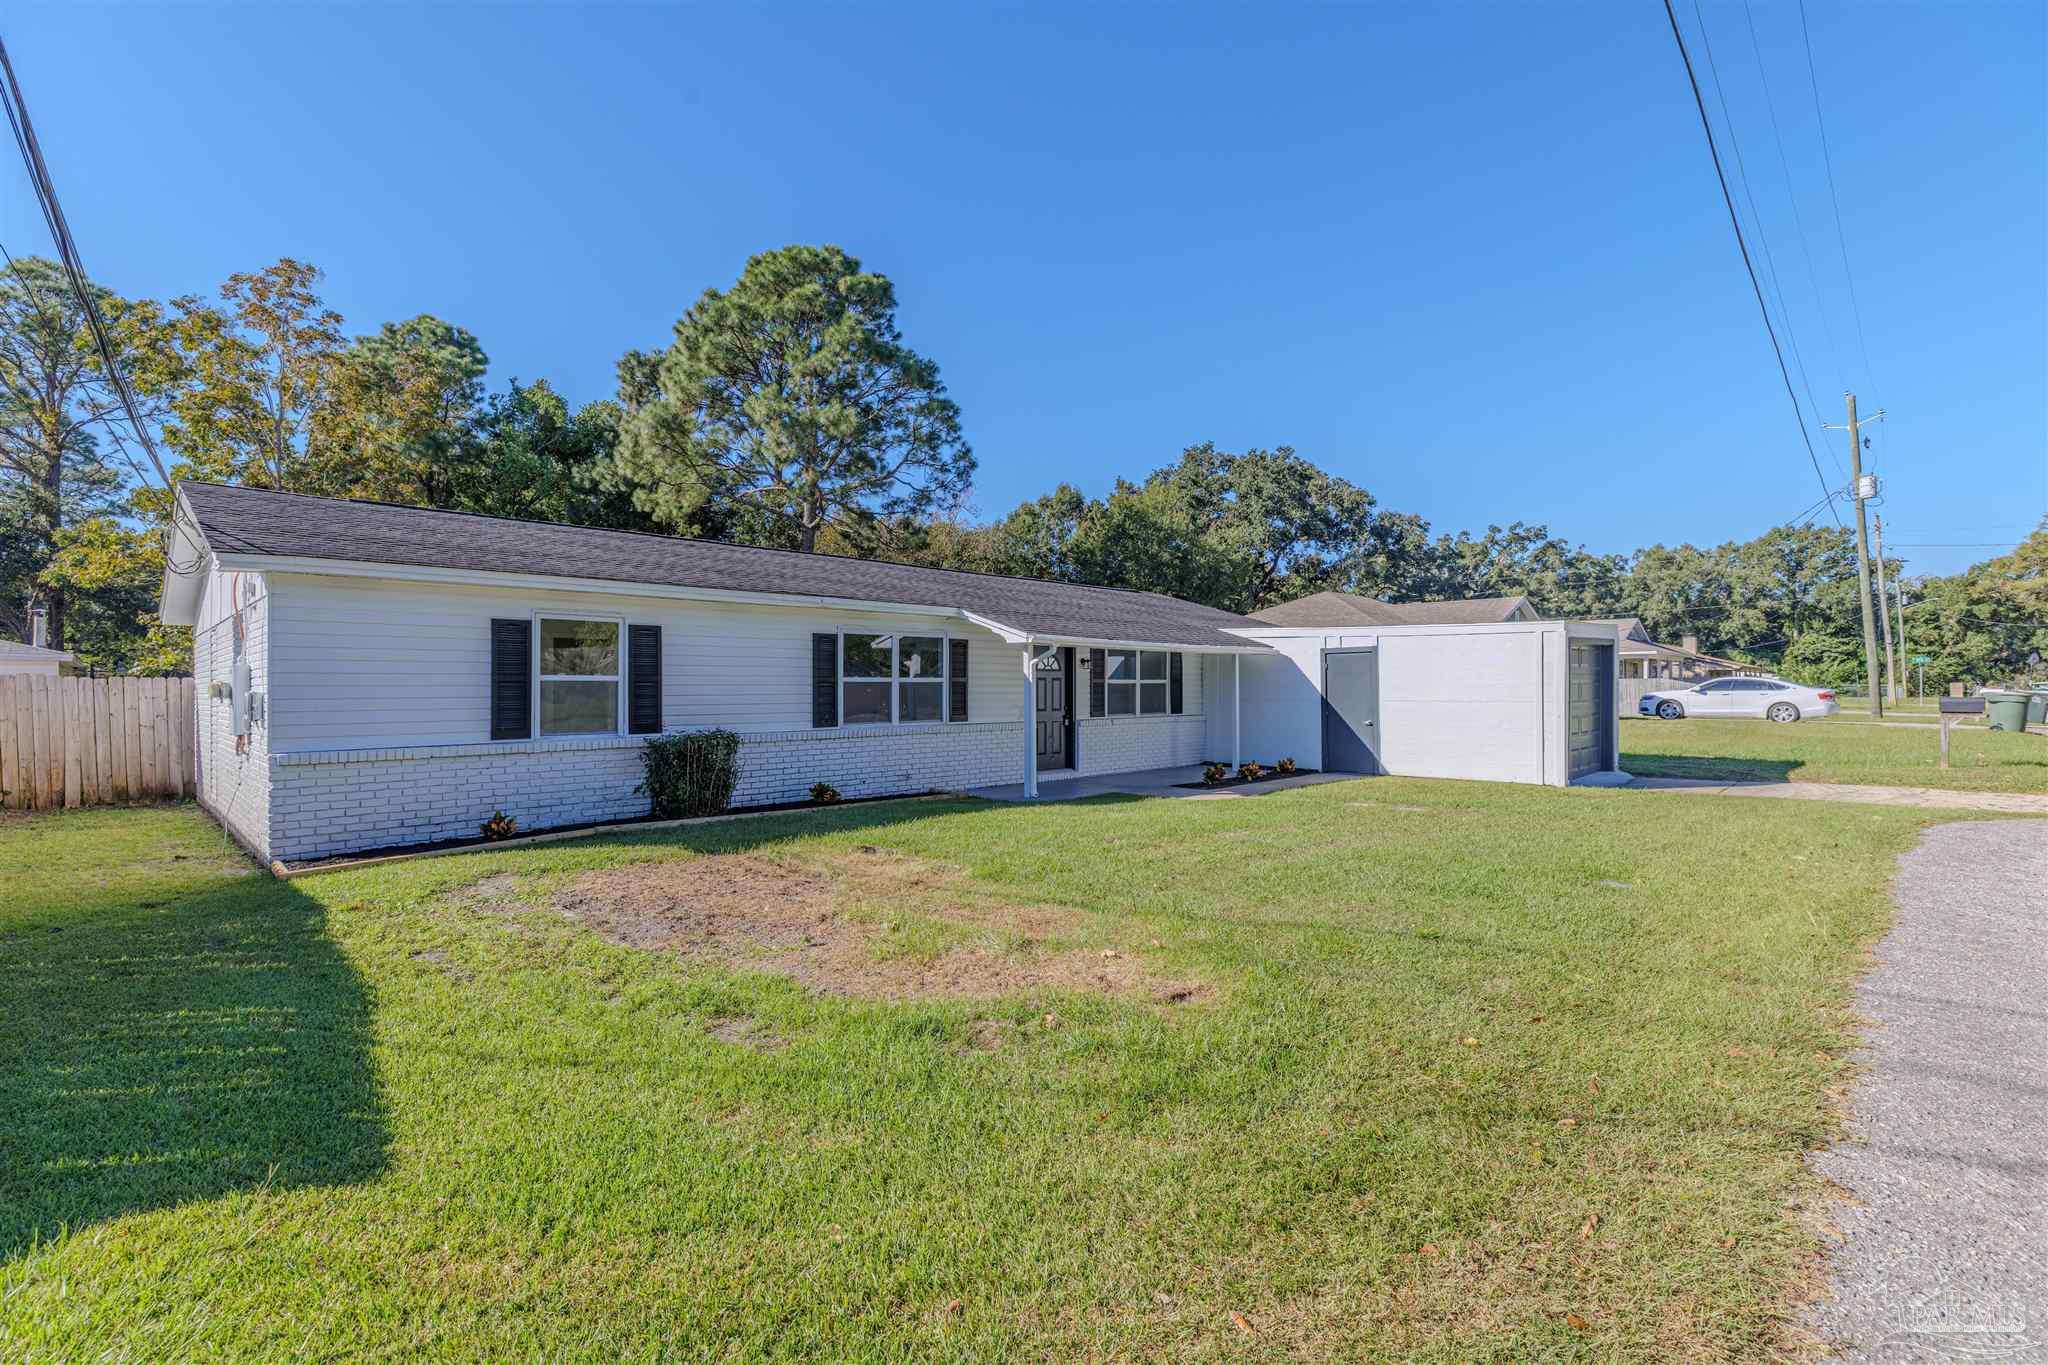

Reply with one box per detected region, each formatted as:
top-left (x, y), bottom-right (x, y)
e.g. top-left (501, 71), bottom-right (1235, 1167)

top-left (496, 792), bottom-right (1152, 862)
top-left (0, 871), bottom-right (387, 1259)
top-left (1618, 753), bottom-right (1802, 783)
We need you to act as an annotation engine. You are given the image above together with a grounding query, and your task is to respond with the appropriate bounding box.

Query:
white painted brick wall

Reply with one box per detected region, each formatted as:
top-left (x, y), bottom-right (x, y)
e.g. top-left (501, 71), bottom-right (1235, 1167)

top-left (265, 709), bottom-right (1216, 863)
top-left (267, 721), bottom-right (1029, 862)
top-left (1074, 714), bottom-right (1209, 774)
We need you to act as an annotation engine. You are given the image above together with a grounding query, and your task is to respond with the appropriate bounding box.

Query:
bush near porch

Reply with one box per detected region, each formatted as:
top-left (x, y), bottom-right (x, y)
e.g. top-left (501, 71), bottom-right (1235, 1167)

top-left (0, 786), bottom-right (1959, 1360)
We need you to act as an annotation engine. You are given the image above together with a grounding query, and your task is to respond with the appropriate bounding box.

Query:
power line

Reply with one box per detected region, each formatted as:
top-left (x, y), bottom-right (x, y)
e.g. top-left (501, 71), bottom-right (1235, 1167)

top-left (1741, 0), bottom-right (1847, 394)
top-left (1796, 0), bottom-right (1881, 396)
top-left (1661, 0), bottom-right (1845, 528)
top-left (0, 35), bottom-right (204, 574)
top-left (1689, 0), bottom-right (1832, 467)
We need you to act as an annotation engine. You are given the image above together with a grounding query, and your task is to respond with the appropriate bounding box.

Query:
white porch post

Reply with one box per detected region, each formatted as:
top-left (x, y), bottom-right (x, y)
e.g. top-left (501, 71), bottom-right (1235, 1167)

top-left (1232, 653), bottom-right (1241, 767)
top-left (1019, 645), bottom-right (1039, 799)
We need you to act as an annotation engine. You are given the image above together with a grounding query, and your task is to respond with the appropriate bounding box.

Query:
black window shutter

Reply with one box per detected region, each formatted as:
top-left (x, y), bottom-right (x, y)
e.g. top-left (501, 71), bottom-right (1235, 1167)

top-left (812, 633), bottom-right (839, 727)
top-left (1169, 651), bottom-right (1185, 714)
top-left (628, 624), bottom-right (662, 734)
top-left (948, 639), bottom-right (969, 721)
top-left (1087, 648), bottom-right (1106, 718)
top-left (490, 618), bottom-right (532, 740)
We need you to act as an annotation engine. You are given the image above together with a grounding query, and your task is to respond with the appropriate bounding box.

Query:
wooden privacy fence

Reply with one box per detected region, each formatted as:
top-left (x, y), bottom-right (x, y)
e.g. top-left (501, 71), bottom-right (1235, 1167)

top-left (0, 675), bottom-right (195, 811)
top-left (1619, 679), bottom-right (1659, 716)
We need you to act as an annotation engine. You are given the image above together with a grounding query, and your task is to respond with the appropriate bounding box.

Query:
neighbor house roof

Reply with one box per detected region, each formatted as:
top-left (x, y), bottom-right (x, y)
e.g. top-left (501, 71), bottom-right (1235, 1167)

top-left (1584, 617), bottom-right (1653, 644)
top-left (1581, 618), bottom-right (1754, 667)
top-left (163, 483), bottom-right (1270, 651)
top-left (0, 639), bottom-right (73, 663)
top-left (1247, 590), bottom-right (1535, 628)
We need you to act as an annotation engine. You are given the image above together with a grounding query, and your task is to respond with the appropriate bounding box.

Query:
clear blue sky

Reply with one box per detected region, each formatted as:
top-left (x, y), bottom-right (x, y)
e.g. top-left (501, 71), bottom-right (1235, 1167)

top-left (9, 2), bottom-right (2043, 577)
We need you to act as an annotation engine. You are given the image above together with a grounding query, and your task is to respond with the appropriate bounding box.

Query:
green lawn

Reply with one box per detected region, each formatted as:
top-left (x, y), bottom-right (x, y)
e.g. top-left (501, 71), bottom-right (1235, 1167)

top-left (1621, 716), bottom-right (2048, 792)
top-left (0, 789), bottom-right (1967, 1360)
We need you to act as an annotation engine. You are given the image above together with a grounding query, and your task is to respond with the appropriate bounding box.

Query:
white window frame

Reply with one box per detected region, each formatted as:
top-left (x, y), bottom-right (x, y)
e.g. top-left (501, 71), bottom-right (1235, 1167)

top-left (837, 627), bottom-right (951, 727)
top-left (1103, 648), bottom-right (1171, 718)
top-left (533, 610), bottom-right (625, 737)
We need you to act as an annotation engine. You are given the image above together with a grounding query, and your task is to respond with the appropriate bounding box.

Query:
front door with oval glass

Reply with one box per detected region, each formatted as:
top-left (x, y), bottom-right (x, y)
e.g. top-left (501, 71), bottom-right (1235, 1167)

top-left (1033, 646), bottom-right (1072, 770)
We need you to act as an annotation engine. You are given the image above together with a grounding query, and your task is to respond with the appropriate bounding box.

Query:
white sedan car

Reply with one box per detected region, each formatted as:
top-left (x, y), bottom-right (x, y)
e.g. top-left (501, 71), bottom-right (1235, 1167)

top-left (1638, 677), bottom-right (1840, 723)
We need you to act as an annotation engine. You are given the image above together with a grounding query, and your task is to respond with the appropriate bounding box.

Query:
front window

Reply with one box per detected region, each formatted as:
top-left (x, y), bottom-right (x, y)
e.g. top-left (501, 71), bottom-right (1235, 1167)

top-left (1104, 649), bottom-right (1170, 716)
top-left (843, 632), bottom-right (948, 724)
top-left (539, 617), bottom-right (619, 735)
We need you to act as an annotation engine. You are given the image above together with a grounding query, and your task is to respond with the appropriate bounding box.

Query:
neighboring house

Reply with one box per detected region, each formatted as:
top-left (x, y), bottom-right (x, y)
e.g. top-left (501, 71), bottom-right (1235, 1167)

top-left (0, 640), bottom-right (74, 677)
top-left (1249, 591), bottom-right (1540, 628)
top-left (158, 484), bottom-right (1623, 864)
top-left (1590, 618), bottom-right (1768, 682)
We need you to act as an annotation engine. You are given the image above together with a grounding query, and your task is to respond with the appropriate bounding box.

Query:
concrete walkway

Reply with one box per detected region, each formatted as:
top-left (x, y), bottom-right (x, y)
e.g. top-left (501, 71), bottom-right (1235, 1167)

top-left (963, 764), bottom-right (1362, 803)
top-left (1624, 776), bottom-right (2048, 815)
top-left (1804, 821), bottom-right (2048, 1361)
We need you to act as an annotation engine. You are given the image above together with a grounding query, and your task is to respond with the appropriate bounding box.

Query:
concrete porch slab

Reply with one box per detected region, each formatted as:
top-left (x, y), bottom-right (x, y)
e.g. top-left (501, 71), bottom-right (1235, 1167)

top-left (960, 765), bottom-right (1365, 803)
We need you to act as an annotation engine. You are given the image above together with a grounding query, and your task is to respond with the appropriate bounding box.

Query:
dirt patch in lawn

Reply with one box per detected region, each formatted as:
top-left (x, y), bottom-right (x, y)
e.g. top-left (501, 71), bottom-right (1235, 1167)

top-left (705, 1015), bottom-right (786, 1052)
top-left (443, 871), bottom-right (524, 906)
top-left (555, 850), bottom-right (1209, 1005)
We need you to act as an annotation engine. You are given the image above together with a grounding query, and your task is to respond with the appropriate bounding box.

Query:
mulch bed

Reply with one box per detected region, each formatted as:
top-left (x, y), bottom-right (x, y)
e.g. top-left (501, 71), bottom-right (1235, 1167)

top-left (272, 790), bottom-right (938, 873)
top-left (1172, 767), bottom-right (1321, 791)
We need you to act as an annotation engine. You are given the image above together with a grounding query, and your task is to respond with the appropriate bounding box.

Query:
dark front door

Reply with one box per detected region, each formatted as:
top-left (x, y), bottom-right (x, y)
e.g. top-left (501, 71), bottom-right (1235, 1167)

top-left (1322, 648), bottom-right (1380, 774)
top-left (1034, 646), bottom-right (1071, 769)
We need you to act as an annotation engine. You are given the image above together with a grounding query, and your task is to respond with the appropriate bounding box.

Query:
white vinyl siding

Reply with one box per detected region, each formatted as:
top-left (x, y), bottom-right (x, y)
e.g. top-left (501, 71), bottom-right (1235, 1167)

top-left (262, 574), bottom-right (1025, 751)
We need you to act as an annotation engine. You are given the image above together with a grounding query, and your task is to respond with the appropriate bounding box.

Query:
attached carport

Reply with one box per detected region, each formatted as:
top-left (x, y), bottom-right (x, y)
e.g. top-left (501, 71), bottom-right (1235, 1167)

top-left (1218, 620), bottom-right (1625, 788)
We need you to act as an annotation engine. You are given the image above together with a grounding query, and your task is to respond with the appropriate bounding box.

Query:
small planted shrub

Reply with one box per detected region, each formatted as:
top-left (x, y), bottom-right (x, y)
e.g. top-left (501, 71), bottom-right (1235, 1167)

top-left (1276, 756), bottom-right (1297, 775)
top-left (809, 781), bottom-right (842, 805)
top-left (1202, 761), bottom-right (1230, 785)
top-left (1237, 761), bottom-right (1265, 783)
top-left (480, 810), bottom-right (519, 841)
top-left (638, 729), bottom-right (741, 819)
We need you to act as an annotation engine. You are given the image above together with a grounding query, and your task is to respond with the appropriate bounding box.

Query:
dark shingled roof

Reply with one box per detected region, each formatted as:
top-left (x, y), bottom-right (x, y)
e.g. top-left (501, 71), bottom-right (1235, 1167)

top-left (177, 482), bottom-right (1268, 650)
top-left (1248, 590), bottom-right (1535, 628)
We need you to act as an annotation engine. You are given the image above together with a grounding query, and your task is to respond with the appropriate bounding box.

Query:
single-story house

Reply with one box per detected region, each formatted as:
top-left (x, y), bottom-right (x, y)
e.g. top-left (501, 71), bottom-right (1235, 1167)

top-left (158, 484), bottom-right (1623, 863)
top-left (1248, 591), bottom-right (1540, 628)
top-left (1590, 618), bottom-right (1768, 682)
top-left (0, 639), bottom-right (73, 677)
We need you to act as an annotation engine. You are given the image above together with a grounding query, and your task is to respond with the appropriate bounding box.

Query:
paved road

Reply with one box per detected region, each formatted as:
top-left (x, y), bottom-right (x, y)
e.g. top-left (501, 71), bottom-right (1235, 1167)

top-left (1624, 776), bottom-right (2048, 814)
top-left (1804, 820), bottom-right (2048, 1362)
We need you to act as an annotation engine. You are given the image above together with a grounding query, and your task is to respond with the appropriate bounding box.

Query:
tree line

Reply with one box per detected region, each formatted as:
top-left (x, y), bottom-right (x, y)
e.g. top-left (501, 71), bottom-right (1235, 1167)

top-left (2, 243), bottom-right (2041, 689)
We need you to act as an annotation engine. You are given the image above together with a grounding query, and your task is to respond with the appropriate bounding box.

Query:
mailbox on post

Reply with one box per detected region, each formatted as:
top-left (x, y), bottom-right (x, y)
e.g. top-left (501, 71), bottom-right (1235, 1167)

top-left (1936, 697), bottom-right (1984, 769)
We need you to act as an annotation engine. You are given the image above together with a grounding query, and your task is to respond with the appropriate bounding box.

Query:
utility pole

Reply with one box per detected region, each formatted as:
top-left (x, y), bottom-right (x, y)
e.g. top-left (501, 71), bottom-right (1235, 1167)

top-left (1873, 515), bottom-right (1899, 705)
top-left (1897, 578), bottom-right (1911, 701)
top-left (1825, 394), bottom-right (1885, 717)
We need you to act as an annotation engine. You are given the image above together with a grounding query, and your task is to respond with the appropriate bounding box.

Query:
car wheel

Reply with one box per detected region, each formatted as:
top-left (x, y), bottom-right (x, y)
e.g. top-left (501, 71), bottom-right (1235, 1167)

top-left (1656, 700), bottom-right (1684, 720)
top-left (1766, 701), bottom-right (1800, 724)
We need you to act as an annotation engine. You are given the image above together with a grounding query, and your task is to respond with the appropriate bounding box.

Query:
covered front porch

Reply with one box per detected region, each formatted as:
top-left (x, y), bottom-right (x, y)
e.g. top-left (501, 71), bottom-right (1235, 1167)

top-left (999, 638), bottom-right (1270, 800)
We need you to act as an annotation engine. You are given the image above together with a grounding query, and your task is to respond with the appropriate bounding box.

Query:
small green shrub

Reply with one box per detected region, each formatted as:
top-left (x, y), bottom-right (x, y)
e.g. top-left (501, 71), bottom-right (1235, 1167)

top-left (638, 729), bottom-right (741, 819)
top-left (480, 810), bottom-right (519, 841)
top-left (809, 781), bottom-right (842, 805)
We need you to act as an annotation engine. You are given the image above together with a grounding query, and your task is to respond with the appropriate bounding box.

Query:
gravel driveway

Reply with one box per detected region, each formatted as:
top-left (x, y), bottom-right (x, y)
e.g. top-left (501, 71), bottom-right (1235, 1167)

top-left (1805, 820), bottom-right (2048, 1362)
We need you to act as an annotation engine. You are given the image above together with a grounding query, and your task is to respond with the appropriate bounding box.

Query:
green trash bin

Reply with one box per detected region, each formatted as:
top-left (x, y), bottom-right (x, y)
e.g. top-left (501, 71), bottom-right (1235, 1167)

top-left (2028, 685), bottom-right (2048, 727)
top-left (1981, 689), bottom-right (2031, 732)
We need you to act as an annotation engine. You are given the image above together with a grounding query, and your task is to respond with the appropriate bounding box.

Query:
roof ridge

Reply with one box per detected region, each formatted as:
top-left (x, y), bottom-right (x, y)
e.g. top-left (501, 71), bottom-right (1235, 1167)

top-left (178, 481), bottom-right (1245, 617)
